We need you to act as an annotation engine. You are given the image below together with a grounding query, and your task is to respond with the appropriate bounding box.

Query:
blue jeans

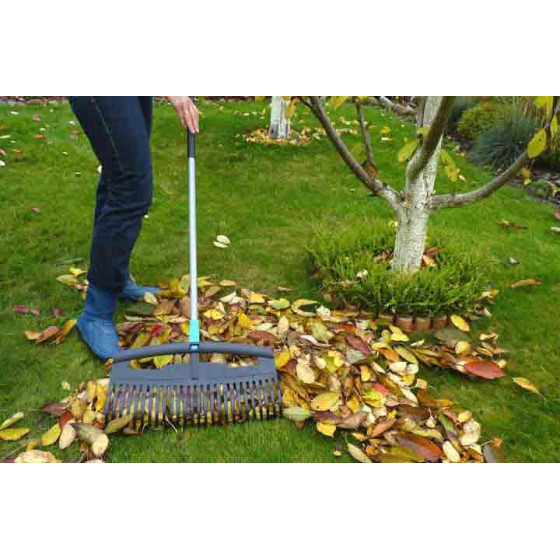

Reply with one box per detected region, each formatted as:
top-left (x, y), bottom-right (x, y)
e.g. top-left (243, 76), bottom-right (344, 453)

top-left (69, 96), bottom-right (153, 293)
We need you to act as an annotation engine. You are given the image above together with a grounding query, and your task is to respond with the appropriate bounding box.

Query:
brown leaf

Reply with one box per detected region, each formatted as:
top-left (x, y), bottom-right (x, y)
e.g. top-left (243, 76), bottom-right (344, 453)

top-left (35, 325), bottom-right (60, 344)
top-left (42, 402), bottom-right (67, 418)
top-left (368, 417), bottom-right (397, 438)
top-left (395, 432), bottom-right (442, 462)
top-left (482, 439), bottom-right (507, 463)
top-left (345, 334), bottom-right (371, 356)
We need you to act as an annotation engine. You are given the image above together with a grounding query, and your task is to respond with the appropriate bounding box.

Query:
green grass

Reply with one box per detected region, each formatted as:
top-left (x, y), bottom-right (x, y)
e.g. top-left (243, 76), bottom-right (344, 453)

top-left (1, 99), bottom-right (559, 462)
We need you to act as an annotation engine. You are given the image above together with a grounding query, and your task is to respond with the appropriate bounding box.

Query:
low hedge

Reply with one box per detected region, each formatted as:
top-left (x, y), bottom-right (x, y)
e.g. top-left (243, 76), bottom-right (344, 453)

top-left (307, 222), bottom-right (491, 318)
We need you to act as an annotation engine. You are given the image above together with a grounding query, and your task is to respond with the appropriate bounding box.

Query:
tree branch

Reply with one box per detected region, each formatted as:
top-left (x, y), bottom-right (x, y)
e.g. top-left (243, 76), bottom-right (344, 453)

top-left (354, 96), bottom-right (375, 167)
top-left (306, 96), bottom-right (401, 212)
top-left (371, 96), bottom-right (416, 117)
top-left (430, 99), bottom-right (560, 210)
top-left (407, 96), bottom-right (456, 182)
top-left (429, 152), bottom-right (529, 209)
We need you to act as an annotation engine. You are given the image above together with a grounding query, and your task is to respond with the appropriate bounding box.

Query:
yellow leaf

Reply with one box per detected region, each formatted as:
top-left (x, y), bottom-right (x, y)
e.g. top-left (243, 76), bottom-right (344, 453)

top-left (455, 341), bottom-right (472, 356)
top-left (283, 407), bottom-right (313, 422)
top-left (14, 450), bottom-right (58, 463)
top-left (203, 308), bottom-right (224, 320)
top-left (248, 292), bottom-right (266, 305)
top-left (389, 325), bottom-right (409, 342)
top-left (154, 354), bottom-right (173, 369)
top-left (360, 365), bottom-right (372, 382)
top-left (143, 291), bottom-right (159, 305)
top-left (291, 299), bottom-right (317, 317)
top-left (274, 349), bottom-right (291, 369)
top-left (59, 423), bottom-right (76, 450)
top-left (443, 441), bottom-right (461, 463)
top-left (285, 98), bottom-right (299, 120)
top-left (347, 394), bottom-right (362, 413)
top-left (105, 414), bottom-right (134, 434)
top-left (0, 427), bottom-right (30, 441)
top-left (513, 377), bottom-right (542, 396)
top-left (296, 360), bottom-right (316, 384)
top-left (317, 422), bottom-right (336, 437)
top-left (521, 167), bottom-right (532, 185)
top-left (450, 314), bottom-right (470, 332)
top-left (535, 96), bottom-right (554, 119)
top-left (234, 313), bottom-right (251, 330)
top-left (347, 443), bottom-right (372, 463)
top-left (310, 392), bottom-right (339, 412)
top-left (0, 411), bottom-right (24, 431)
top-left (395, 346), bottom-right (418, 364)
top-left (329, 96), bottom-right (348, 110)
top-left (41, 423), bottom-right (61, 446)
top-left (398, 139), bottom-right (419, 163)
top-left (551, 115), bottom-right (558, 138)
top-left (527, 128), bottom-right (547, 159)
top-left (381, 126), bottom-right (391, 135)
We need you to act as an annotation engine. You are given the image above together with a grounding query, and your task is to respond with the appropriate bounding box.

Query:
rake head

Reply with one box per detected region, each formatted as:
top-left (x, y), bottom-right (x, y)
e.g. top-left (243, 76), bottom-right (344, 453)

top-left (105, 342), bottom-right (282, 428)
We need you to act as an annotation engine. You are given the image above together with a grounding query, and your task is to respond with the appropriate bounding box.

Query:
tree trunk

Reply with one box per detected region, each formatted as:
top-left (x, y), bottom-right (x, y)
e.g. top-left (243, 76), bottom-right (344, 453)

top-left (268, 96), bottom-right (290, 139)
top-left (392, 97), bottom-right (443, 272)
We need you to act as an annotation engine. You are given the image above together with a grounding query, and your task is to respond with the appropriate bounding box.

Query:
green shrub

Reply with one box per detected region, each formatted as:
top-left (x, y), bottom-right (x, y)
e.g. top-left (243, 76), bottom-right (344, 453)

top-left (457, 103), bottom-right (505, 142)
top-left (447, 97), bottom-right (477, 134)
top-left (470, 108), bottom-right (538, 171)
top-left (307, 222), bottom-right (491, 318)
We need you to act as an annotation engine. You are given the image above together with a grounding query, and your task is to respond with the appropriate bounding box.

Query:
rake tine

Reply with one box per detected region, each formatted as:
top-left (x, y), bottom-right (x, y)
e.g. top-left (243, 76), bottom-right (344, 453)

top-left (105, 384), bottom-right (114, 420)
top-left (250, 380), bottom-right (258, 420)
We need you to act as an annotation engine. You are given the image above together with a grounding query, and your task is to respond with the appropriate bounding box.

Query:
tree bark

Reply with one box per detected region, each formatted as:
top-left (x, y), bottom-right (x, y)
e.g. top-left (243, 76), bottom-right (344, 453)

top-left (392, 97), bottom-right (444, 272)
top-left (268, 96), bottom-right (290, 139)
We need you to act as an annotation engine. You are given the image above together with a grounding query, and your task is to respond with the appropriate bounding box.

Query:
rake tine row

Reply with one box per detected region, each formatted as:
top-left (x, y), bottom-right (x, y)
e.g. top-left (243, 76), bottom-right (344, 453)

top-left (106, 376), bottom-right (282, 428)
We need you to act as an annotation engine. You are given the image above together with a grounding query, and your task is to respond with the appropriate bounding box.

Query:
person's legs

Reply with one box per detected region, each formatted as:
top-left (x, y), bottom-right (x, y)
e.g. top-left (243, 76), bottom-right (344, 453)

top-left (69, 96), bottom-right (154, 358)
top-left (119, 96), bottom-right (160, 301)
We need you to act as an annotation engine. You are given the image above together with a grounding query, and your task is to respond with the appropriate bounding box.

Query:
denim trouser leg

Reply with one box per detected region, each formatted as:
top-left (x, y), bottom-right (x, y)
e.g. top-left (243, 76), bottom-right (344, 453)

top-left (69, 96), bottom-right (153, 293)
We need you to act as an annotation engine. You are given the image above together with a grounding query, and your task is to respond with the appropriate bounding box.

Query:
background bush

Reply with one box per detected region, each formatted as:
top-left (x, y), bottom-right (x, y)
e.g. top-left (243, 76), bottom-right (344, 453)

top-left (470, 107), bottom-right (539, 171)
top-left (307, 222), bottom-right (491, 318)
top-left (456, 102), bottom-right (505, 142)
top-left (447, 97), bottom-right (477, 134)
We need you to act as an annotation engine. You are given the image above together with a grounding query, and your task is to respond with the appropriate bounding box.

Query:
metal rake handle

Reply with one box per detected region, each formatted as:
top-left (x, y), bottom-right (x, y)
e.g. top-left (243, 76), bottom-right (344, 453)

top-left (112, 341), bottom-right (274, 364)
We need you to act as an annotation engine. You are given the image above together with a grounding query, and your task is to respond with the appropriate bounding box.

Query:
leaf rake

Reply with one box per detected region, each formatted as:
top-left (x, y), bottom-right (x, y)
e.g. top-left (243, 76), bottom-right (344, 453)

top-left (105, 127), bottom-right (281, 427)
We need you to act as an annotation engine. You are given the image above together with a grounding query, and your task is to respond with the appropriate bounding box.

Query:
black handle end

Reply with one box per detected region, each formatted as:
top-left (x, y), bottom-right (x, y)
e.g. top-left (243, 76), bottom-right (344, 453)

top-left (188, 131), bottom-right (196, 159)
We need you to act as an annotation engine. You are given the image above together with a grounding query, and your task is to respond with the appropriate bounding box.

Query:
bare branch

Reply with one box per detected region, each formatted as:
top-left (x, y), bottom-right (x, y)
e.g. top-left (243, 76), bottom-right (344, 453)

top-left (354, 96), bottom-right (375, 167)
top-left (307, 96), bottom-right (401, 212)
top-left (430, 152), bottom-right (528, 209)
top-left (407, 96), bottom-right (456, 182)
top-left (371, 96), bottom-right (416, 117)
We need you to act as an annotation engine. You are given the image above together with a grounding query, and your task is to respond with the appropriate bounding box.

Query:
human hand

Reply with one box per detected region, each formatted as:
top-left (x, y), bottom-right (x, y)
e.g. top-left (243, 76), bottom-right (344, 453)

top-left (166, 96), bottom-right (200, 133)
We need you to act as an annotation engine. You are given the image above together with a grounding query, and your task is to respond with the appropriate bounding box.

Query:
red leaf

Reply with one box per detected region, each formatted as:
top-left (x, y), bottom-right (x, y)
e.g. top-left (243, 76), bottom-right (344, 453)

top-left (58, 409), bottom-right (74, 429)
top-left (395, 432), bottom-right (442, 462)
top-left (30, 207), bottom-right (40, 213)
top-left (464, 360), bottom-right (505, 379)
top-left (53, 308), bottom-right (62, 318)
top-left (31, 307), bottom-right (40, 316)
top-left (34, 134), bottom-right (45, 140)
top-left (13, 305), bottom-right (28, 314)
top-left (32, 114), bottom-right (42, 122)
top-left (345, 334), bottom-right (371, 356)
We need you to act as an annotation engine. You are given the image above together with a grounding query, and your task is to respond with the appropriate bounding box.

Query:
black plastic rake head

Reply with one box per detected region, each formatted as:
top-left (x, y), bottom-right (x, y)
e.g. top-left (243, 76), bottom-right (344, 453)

top-left (105, 342), bottom-right (282, 428)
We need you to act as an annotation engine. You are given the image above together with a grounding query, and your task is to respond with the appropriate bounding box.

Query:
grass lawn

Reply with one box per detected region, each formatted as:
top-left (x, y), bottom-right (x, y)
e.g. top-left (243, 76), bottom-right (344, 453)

top-left (1, 99), bottom-right (558, 462)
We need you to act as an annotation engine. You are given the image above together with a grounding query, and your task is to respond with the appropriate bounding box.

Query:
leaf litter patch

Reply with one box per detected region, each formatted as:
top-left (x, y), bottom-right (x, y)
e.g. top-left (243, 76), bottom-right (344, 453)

top-left (7, 272), bottom-right (542, 463)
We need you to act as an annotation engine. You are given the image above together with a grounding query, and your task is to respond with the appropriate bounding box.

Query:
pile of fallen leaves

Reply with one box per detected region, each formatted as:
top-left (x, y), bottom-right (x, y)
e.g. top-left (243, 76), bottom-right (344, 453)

top-left (6, 274), bottom-right (545, 463)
